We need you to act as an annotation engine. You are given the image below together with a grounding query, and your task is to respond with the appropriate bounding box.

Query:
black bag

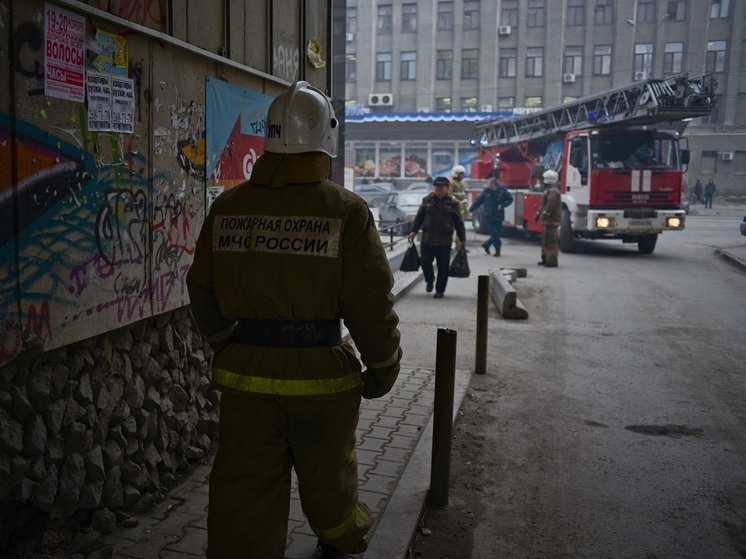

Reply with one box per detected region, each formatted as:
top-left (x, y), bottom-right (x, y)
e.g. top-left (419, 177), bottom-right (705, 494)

top-left (400, 242), bottom-right (421, 272)
top-left (448, 246), bottom-right (470, 278)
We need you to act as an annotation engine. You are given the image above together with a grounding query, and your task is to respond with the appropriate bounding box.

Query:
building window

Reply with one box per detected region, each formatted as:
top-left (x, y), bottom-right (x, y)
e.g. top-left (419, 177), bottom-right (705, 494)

top-left (526, 47), bottom-right (543, 77)
top-left (525, 96), bottom-right (543, 109)
top-left (462, 97), bottom-right (478, 112)
top-left (437, 2), bottom-right (454, 31)
top-left (706, 40), bottom-right (726, 72)
top-left (402, 4), bottom-right (417, 33)
top-left (347, 7), bottom-right (357, 36)
top-left (700, 151), bottom-right (717, 174)
top-left (636, 0), bottom-right (656, 23)
top-left (710, 0), bottom-right (730, 18)
top-left (634, 43), bottom-right (653, 75)
top-left (498, 97), bottom-right (515, 110)
top-left (734, 150), bottom-right (746, 174)
top-left (464, 1), bottom-right (480, 30)
top-left (435, 97), bottom-right (452, 112)
top-left (436, 50), bottom-right (453, 79)
top-left (462, 49), bottom-right (479, 79)
top-left (663, 42), bottom-right (684, 74)
top-left (499, 48), bottom-right (517, 78)
top-left (666, 0), bottom-right (686, 20)
top-left (567, 0), bottom-right (585, 26)
top-left (376, 52), bottom-right (392, 81)
top-left (527, 0), bottom-right (545, 27)
top-left (346, 56), bottom-right (357, 81)
top-left (595, 0), bottom-right (613, 24)
top-left (593, 45), bottom-right (612, 75)
top-left (564, 46), bottom-right (583, 75)
top-left (401, 51), bottom-right (417, 80)
top-left (377, 5), bottom-right (393, 35)
top-left (501, 0), bottom-right (519, 27)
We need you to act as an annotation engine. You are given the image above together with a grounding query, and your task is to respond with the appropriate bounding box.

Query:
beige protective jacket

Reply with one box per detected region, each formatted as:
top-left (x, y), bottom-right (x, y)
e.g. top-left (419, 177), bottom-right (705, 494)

top-left (187, 152), bottom-right (402, 398)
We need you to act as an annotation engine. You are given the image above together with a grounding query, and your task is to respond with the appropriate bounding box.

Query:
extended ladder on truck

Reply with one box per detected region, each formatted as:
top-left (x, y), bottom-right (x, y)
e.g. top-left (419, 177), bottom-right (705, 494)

top-left (474, 73), bottom-right (716, 147)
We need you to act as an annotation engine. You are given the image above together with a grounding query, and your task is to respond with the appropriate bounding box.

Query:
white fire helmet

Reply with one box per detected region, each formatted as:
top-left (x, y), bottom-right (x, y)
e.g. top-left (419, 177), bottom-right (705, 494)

top-left (264, 81), bottom-right (339, 157)
top-left (452, 164), bottom-right (466, 176)
top-left (543, 169), bottom-right (559, 185)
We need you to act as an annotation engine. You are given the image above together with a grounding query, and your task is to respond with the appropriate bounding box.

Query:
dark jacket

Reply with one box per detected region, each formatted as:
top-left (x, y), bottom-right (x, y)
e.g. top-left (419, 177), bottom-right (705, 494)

top-left (411, 192), bottom-right (466, 247)
top-left (469, 185), bottom-right (514, 223)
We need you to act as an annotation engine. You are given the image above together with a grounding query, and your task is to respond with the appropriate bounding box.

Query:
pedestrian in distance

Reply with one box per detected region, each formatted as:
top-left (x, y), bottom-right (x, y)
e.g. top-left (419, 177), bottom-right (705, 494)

top-left (187, 81), bottom-right (403, 559)
top-left (534, 169), bottom-right (562, 268)
top-left (704, 178), bottom-right (716, 208)
top-left (468, 176), bottom-right (514, 256)
top-left (408, 176), bottom-right (467, 298)
top-left (694, 179), bottom-right (705, 204)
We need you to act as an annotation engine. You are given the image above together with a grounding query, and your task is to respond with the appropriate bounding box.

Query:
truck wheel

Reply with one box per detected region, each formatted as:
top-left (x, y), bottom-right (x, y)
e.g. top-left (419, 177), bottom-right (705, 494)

top-left (637, 234), bottom-right (658, 254)
top-left (559, 209), bottom-right (575, 253)
top-left (471, 207), bottom-right (488, 235)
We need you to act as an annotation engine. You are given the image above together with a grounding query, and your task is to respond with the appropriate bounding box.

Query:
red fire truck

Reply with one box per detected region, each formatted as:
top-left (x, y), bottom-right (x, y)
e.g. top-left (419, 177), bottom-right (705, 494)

top-left (468, 73), bottom-right (716, 254)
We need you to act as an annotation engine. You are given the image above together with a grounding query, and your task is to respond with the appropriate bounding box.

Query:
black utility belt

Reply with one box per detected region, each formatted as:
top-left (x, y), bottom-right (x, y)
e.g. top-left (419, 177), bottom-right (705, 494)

top-left (234, 319), bottom-right (342, 348)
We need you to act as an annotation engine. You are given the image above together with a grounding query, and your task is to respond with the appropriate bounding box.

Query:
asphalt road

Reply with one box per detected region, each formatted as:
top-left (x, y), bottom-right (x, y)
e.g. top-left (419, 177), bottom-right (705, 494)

top-left (407, 210), bottom-right (746, 559)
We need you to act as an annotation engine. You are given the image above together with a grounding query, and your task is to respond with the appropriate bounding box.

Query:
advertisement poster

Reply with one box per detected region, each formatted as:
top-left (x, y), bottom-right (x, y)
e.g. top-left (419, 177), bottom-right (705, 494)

top-left (206, 77), bottom-right (273, 212)
top-left (87, 29), bottom-right (128, 77)
top-left (44, 3), bottom-right (86, 103)
top-left (111, 77), bottom-right (135, 134)
top-left (86, 72), bottom-right (112, 131)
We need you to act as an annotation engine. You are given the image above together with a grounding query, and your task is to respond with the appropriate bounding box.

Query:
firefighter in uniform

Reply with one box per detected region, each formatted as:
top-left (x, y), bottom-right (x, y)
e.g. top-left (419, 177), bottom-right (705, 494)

top-left (448, 164), bottom-right (468, 249)
top-left (535, 169), bottom-right (562, 267)
top-left (187, 81), bottom-right (402, 559)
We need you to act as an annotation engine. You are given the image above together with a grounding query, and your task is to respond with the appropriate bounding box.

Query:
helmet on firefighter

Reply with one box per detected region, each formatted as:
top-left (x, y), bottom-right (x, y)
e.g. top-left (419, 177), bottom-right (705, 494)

top-left (542, 170), bottom-right (559, 185)
top-left (264, 81), bottom-right (339, 157)
top-left (451, 164), bottom-right (466, 176)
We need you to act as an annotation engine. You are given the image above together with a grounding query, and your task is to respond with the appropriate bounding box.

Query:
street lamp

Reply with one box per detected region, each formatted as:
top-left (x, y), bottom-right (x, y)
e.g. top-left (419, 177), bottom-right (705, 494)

top-left (626, 13), bottom-right (671, 78)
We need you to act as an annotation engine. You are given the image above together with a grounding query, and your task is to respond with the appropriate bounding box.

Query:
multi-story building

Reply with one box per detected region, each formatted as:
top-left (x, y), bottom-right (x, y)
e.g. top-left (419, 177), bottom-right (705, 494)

top-left (344, 0), bottom-right (746, 197)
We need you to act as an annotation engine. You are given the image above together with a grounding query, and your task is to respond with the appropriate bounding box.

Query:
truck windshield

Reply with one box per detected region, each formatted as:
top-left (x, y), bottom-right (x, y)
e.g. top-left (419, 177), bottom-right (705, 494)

top-left (591, 136), bottom-right (679, 171)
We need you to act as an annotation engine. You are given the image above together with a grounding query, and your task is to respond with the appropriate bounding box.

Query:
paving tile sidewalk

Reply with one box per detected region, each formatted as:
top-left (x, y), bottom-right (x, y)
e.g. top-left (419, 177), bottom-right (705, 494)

top-left (100, 364), bottom-right (471, 559)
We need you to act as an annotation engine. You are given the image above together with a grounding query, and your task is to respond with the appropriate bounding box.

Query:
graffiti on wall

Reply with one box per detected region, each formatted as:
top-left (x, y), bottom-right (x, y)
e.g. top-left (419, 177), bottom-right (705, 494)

top-left (88, 0), bottom-right (168, 32)
top-left (1, 17), bottom-right (204, 367)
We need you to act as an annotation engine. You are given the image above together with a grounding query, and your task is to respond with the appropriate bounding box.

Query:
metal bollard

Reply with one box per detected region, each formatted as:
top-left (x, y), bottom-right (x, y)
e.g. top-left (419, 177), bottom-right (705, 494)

top-left (429, 326), bottom-right (457, 508)
top-left (475, 275), bottom-right (489, 375)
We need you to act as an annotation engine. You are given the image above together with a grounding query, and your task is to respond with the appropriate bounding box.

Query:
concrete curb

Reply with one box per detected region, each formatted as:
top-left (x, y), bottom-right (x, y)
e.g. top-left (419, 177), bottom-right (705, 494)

top-left (489, 270), bottom-right (528, 319)
top-left (715, 248), bottom-right (746, 270)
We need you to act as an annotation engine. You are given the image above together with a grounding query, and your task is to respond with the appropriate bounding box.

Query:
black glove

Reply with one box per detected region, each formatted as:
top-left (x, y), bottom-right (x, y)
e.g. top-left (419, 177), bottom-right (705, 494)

top-left (361, 347), bottom-right (403, 399)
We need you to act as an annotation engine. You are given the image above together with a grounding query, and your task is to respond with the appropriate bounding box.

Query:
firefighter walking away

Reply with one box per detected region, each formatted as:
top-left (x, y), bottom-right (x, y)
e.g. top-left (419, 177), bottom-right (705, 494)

top-left (187, 81), bottom-right (403, 558)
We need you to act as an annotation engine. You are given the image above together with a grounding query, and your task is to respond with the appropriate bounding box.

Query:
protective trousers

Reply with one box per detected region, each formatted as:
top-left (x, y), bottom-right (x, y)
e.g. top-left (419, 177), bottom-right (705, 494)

top-left (207, 392), bottom-right (373, 559)
top-left (541, 223), bottom-right (559, 265)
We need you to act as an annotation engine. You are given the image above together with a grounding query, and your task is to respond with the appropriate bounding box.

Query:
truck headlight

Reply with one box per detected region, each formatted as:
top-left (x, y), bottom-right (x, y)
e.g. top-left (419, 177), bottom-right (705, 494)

top-left (595, 216), bottom-right (614, 229)
top-left (667, 216), bottom-right (683, 229)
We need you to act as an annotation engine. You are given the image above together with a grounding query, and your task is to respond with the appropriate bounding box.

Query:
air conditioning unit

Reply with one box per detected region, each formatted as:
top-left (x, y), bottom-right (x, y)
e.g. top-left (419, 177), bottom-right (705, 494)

top-left (368, 93), bottom-right (393, 106)
top-left (345, 33), bottom-right (354, 42)
top-left (563, 73), bottom-right (576, 83)
top-left (721, 152), bottom-right (734, 161)
top-left (634, 71), bottom-right (649, 80)
top-left (498, 25), bottom-right (512, 35)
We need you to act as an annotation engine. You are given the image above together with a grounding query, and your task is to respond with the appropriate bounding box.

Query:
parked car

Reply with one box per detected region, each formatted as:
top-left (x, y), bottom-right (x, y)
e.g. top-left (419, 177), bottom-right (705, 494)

top-left (740, 216), bottom-right (746, 236)
top-left (354, 182), bottom-right (395, 208)
top-left (379, 191), bottom-right (425, 235)
top-left (405, 181), bottom-right (432, 193)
